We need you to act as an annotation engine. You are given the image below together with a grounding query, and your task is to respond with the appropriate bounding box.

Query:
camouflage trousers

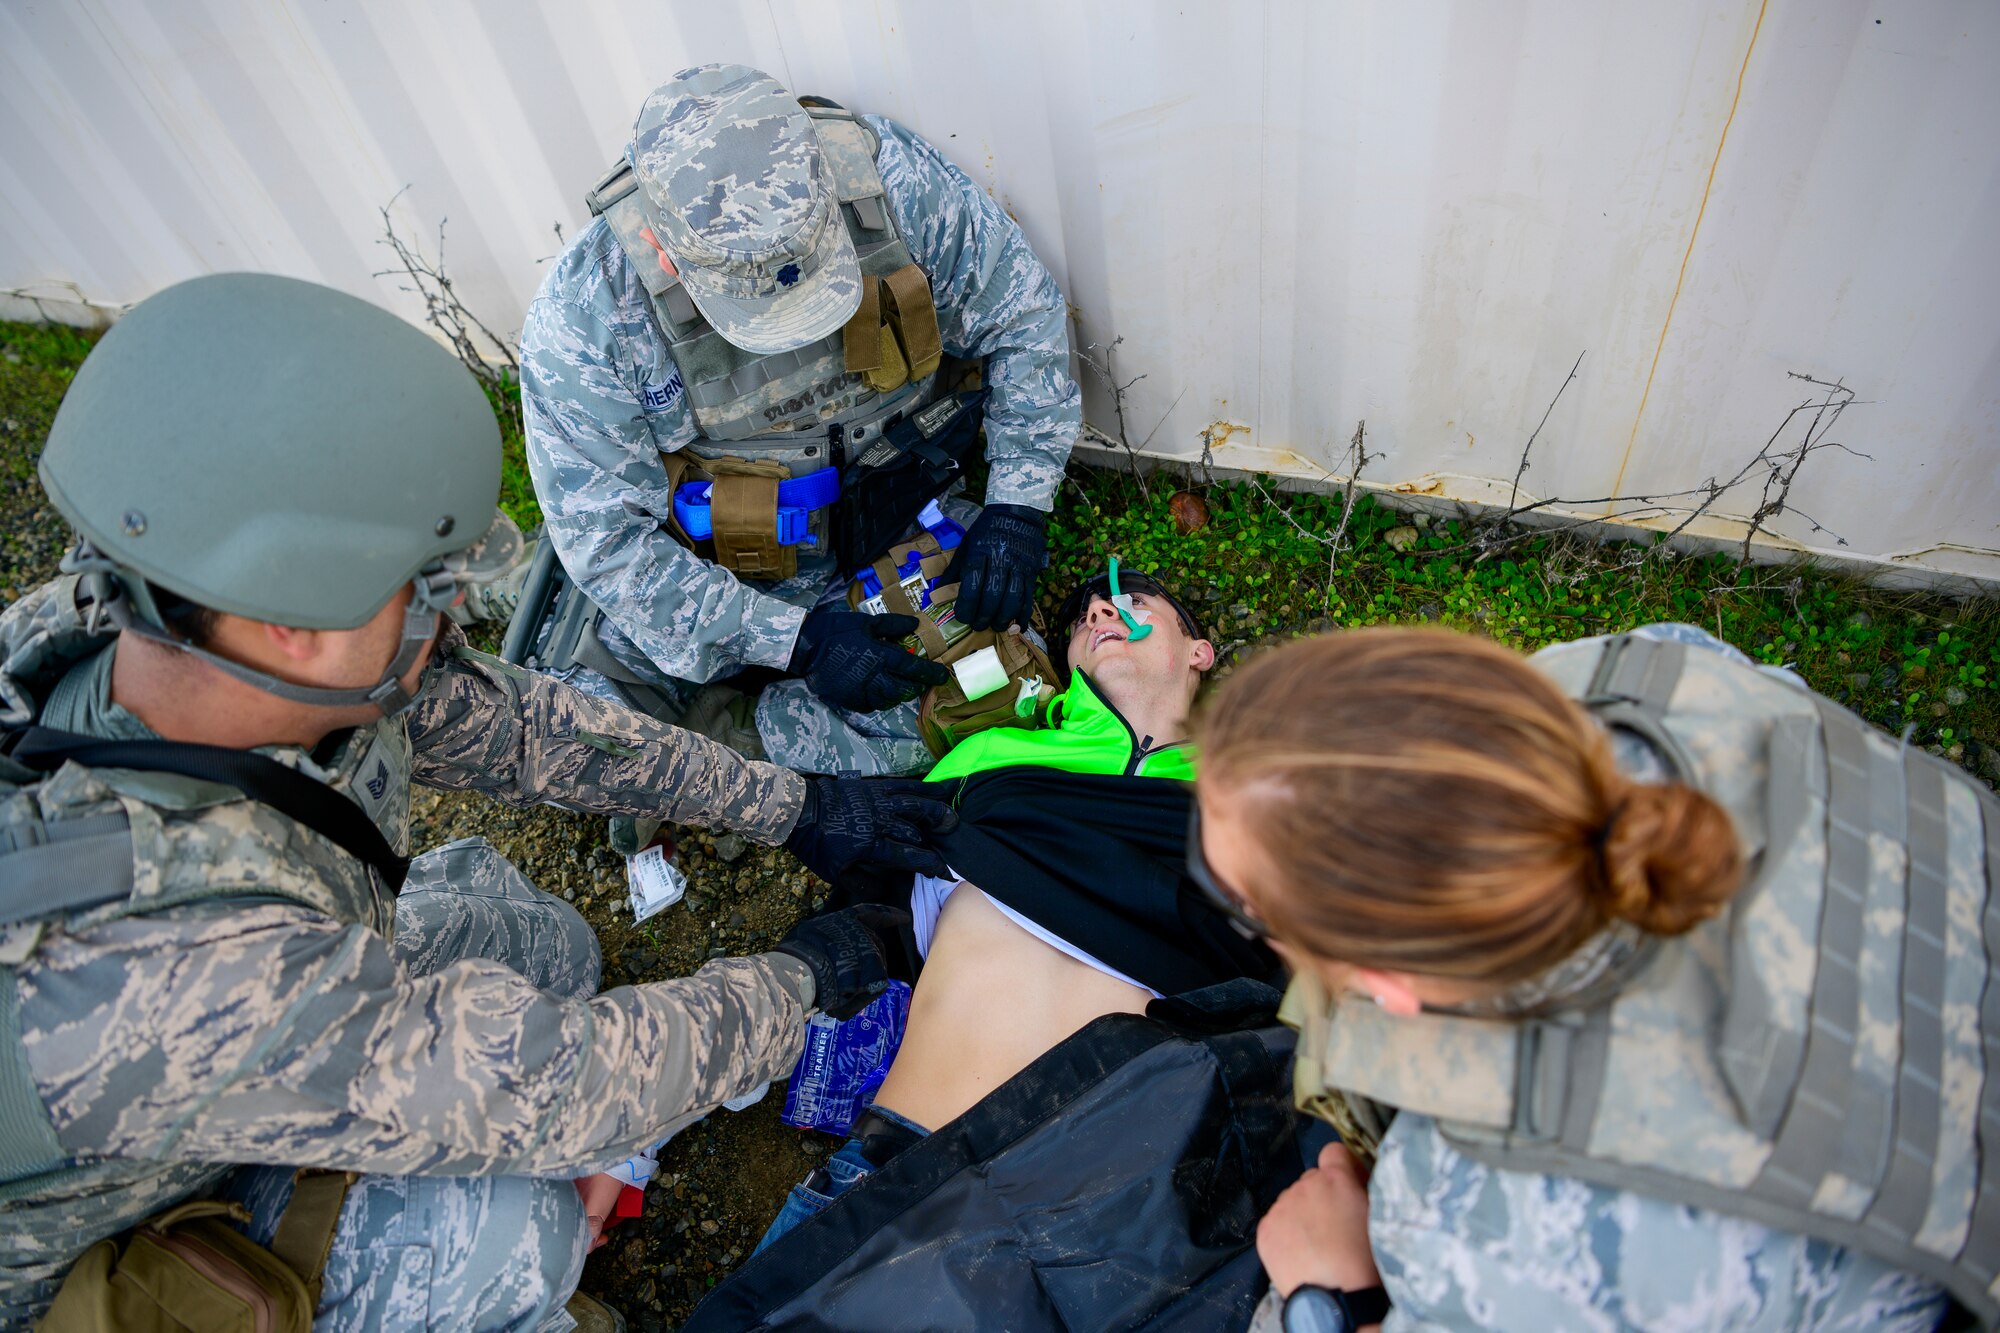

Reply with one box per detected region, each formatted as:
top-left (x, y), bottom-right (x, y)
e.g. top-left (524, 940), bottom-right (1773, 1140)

top-left (217, 839), bottom-right (599, 1333)
top-left (586, 496), bottom-right (983, 778)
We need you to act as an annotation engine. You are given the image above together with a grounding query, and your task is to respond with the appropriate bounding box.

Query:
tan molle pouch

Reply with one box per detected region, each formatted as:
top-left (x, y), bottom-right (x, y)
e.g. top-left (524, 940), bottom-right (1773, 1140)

top-left (841, 263), bottom-right (941, 395)
top-left (918, 631), bottom-right (1060, 759)
top-left (847, 533), bottom-right (963, 659)
top-left (704, 457), bottom-right (797, 581)
top-left (864, 326), bottom-right (909, 396)
top-left (842, 275), bottom-right (902, 395)
top-left (880, 264), bottom-right (942, 385)
top-left (41, 1169), bottom-right (354, 1333)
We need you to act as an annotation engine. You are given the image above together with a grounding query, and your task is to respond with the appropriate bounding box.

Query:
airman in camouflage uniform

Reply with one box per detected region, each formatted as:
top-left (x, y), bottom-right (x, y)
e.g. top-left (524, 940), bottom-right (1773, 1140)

top-left (1247, 625), bottom-right (1970, 1332)
top-left (0, 274), bottom-right (932, 1329)
top-left (522, 64), bottom-right (1080, 777)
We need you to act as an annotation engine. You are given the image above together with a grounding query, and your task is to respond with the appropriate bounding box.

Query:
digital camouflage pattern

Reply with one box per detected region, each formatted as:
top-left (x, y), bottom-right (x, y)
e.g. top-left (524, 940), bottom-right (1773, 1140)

top-left (522, 110), bottom-right (1080, 687)
top-left (226, 1162), bottom-right (588, 1333)
top-left (0, 576), bottom-right (817, 1323)
top-left (215, 841), bottom-right (602, 1333)
top-left (1239, 1115), bottom-right (1949, 1333)
top-left (411, 622), bottom-right (806, 843)
top-left (1249, 1115), bottom-right (1949, 1333)
top-left (753, 681), bottom-right (933, 777)
top-left (1275, 625), bottom-right (1979, 1328)
top-left (631, 65), bottom-right (862, 354)
top-left (571, 494), bottom-right (984, 776)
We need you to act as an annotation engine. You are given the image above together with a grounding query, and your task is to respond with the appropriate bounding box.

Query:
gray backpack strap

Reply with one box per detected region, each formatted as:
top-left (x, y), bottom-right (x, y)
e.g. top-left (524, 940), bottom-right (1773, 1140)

top-left (1751, 702), bottom-right (1890, 1207)
top-left (1581, 634), bottom-right (1695, 780)
top-left (1716, 715), bottom-right (1825, 1137)
top-left (1509, 1005), bottom-right (1614, 1152)
top-left (1824, 704), bottom-right (1911, 1204)
top-left (0, 811), bottom-right (134, 928)
top-left (584, 158), bottom-right (638, 217)
top-left (1501, 634), bottom-right (1690, 1157)
top-left (0, 967), bottom-right (63, 1185)
top-left (803, 100), bottom-right (893, 237)
top-left (1866, 752), bottom-right (1954, 1235)
top-left (1962, 790), bottom-right (2000, 1289)
top-left (0, 804), bottom-right (93, 1184)
top-left (598, 187), bottom-right (705, 333)
top-left (585, 152), bottom-right (706, 334)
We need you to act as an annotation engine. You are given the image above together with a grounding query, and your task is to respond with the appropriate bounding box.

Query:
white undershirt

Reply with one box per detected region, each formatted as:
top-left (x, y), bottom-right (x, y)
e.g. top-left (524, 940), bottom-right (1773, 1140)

top-left (910, 872), bottom-right (1162, 998)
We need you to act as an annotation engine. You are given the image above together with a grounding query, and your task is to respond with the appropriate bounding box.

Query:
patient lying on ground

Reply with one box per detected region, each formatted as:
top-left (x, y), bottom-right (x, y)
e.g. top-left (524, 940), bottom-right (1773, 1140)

top-left (756, 568), bottom-right (1270, 1247)
top-left (884, 571), bottom-right (1215, 1126)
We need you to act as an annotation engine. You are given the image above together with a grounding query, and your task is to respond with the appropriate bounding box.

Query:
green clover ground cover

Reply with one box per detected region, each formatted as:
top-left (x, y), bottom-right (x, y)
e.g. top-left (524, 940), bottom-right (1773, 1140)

top-left (0, 322), bottom-right (101, 599)
top-left (1039, 471), bottom-right (1997, 775)
top-left (4, 316), bottom-right (1993, 779)
top-left (479, 368), bottom-right (541, 536)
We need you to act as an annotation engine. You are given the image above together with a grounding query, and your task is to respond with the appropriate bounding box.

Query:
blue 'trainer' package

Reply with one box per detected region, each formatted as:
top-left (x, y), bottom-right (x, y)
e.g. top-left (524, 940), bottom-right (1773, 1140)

top-left (780, 982), bottom-right (912, 1135)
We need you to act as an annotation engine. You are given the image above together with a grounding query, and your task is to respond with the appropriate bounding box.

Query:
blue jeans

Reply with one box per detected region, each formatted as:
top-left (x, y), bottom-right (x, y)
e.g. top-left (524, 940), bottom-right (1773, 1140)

top-left (753, 1105), bottom-right (932, 1254)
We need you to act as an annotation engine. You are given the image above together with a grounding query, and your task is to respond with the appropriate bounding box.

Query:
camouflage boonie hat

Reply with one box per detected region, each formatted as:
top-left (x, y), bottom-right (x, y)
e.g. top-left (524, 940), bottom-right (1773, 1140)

top-left (631, 64), bottom-right (863, 356)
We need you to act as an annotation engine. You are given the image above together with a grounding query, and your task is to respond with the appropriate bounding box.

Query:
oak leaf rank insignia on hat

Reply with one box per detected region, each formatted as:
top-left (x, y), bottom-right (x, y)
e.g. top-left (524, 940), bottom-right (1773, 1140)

top-left (631, 64), bottom-right (864, 355)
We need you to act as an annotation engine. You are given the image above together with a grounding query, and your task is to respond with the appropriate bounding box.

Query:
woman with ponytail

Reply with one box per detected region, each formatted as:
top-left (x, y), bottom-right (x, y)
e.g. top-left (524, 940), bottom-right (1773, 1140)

top-left (1201, 627), bottom-right (1957, 1333)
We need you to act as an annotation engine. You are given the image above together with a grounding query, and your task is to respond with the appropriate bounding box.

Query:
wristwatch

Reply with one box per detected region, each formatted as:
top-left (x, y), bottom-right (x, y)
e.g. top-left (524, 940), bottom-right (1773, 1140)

top-left (1281, 1283), bottom-right (1391, 1333)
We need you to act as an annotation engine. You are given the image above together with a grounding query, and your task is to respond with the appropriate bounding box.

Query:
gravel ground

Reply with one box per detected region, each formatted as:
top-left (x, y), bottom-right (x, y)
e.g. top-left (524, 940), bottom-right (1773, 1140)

top-left (409, 786), bottom-right (830, 1329)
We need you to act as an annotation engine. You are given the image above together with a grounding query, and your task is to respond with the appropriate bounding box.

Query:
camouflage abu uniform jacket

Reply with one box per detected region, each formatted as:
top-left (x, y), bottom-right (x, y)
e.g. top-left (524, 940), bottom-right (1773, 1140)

top-left (521, 114), bottom-right (1081, 684)
top-left (0, 575), bottom-right (816, 1312)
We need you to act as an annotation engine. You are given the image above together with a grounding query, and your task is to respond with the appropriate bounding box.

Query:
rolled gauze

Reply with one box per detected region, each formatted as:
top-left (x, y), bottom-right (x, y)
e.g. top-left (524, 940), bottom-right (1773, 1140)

top-left (951, 644), bottom-right (1009, 701)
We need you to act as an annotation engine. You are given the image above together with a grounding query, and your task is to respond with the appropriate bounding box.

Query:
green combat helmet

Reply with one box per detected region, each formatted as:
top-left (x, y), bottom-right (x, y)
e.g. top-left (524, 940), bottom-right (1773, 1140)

top-left (38, 272), bottom-right (519, 715)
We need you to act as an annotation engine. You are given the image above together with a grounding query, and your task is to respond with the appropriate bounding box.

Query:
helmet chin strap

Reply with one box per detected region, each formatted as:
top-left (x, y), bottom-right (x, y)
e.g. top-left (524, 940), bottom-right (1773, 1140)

top-left (72, 549), bottom-right (456, 718)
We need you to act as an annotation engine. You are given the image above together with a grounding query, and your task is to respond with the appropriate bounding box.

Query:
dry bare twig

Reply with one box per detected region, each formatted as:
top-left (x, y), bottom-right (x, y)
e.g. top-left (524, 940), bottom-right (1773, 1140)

top-left (1505, 351), bottom-right (1585, 516)
top-left (1077, 335), bottom-right (1157, 500)
top-left (375, 189), bottom-right (519, 405)
top-left (1235, 418), bottom-right (1377, 609)
top-left (1438, 369), bottom-right (1868, 570)
top-left (1329, 419), bottom-right (1377, 559)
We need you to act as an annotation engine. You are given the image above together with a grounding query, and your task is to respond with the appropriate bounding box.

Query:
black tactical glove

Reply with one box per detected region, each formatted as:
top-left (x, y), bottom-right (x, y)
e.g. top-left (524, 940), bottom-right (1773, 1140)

top-left (772, 903), bottom-right (917, 1019)
top-left (945, 503), bottom-right (1048, 631)
top-left (783, 775), bottom-right (957, 883)
top-left (788, 607), bottom-right (950, 713)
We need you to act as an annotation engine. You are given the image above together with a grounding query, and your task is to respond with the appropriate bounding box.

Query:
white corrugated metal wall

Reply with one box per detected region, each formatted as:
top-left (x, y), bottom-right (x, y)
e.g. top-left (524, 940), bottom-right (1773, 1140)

top-left (3, 1), bottom-right (1995, 584)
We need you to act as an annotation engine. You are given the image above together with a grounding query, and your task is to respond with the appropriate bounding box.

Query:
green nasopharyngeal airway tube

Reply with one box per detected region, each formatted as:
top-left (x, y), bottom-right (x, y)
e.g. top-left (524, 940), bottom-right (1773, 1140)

top-left (1107, 556), bottom-right (1153, 641)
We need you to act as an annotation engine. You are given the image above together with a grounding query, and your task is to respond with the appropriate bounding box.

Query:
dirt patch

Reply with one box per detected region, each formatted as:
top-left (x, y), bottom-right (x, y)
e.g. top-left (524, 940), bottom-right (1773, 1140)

top-left (409, 786), bottom-right (829, 1328)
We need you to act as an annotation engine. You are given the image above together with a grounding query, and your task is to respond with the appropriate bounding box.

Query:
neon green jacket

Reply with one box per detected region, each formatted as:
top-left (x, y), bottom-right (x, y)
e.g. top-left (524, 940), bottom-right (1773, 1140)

top-left (926, 671), bottom-right (1196, 782)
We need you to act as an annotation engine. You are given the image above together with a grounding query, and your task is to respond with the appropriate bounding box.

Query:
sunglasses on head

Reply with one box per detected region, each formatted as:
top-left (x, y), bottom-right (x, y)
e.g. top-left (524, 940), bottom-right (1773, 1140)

top-left (1053, 574), bottom-right (1203, 642)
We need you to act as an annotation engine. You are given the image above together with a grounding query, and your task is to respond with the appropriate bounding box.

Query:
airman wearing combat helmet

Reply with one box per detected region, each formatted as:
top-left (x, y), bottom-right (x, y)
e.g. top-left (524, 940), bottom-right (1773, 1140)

top-left (0, 273), bottom-right (944, 1327)
top-left (519, 63), bottom-right (1081, 779)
